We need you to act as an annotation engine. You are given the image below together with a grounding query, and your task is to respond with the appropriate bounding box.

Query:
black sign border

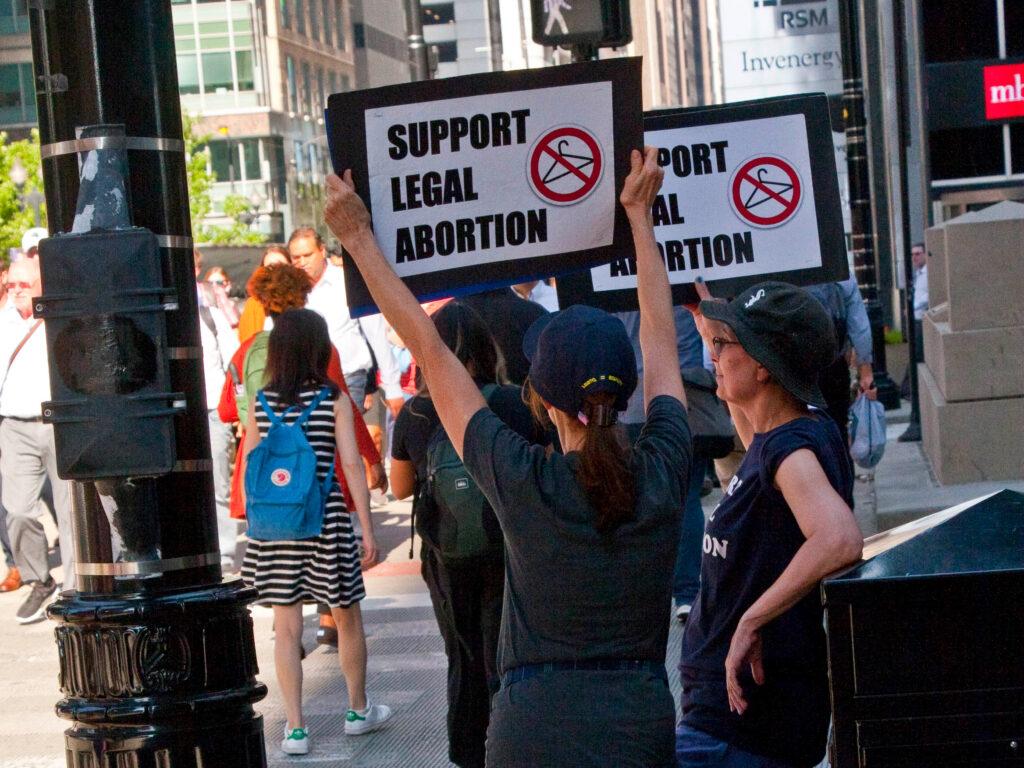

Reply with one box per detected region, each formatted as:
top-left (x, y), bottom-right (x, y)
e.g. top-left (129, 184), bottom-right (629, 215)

top-left (326, 57), bottom-right (643, 316)
top-left (556, 93), bottom-right (849, 312)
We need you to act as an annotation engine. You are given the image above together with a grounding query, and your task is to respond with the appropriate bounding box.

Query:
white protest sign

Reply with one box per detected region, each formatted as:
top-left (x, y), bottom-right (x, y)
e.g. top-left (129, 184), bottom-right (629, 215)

top-left (326, 59), bottom-right (643, 315)
top-left (366, 83), bottom-right (614, 275)
top-left (556, 94), bottom-right (846, 310)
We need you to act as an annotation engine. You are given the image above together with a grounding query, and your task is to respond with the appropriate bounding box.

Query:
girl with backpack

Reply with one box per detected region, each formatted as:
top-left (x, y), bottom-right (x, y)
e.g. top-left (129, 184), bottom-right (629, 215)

top-left (325, 148), bottom-right (690, 767)
top-left (240, 308), bottom-right (392, 756)
top-left (390, 301), bottom-right (547, 768)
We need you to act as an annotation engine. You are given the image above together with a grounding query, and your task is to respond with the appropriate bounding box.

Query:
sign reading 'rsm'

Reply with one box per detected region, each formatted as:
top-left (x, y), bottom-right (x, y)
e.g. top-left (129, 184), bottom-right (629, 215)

top-left (984, 62), bottom-right (1024, 120)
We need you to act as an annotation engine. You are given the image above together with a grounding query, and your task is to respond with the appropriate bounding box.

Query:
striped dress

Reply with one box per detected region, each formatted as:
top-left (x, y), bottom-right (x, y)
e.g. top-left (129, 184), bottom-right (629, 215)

top-left (241, 387), bottom-right (365, 607)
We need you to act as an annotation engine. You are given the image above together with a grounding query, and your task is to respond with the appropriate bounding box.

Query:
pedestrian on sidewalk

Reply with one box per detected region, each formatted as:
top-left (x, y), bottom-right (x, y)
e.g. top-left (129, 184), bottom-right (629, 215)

top-left (390, 300), bottom-right (548, 768)
top-left (0, 258), bottom-right (72, 621)
top-left (240, 309), bottom-right (392, 756)
top-left (677, 282), bottom-right (863, 768)
top-left (325, 147), bottom-right (690, 768)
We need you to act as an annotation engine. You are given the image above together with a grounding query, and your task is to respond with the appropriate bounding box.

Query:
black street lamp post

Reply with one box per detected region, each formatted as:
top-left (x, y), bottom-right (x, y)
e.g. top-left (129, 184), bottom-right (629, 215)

top-left (27, 2), bottom-right (267, 766)
top-left (838, 0), bottom-right (901, 410)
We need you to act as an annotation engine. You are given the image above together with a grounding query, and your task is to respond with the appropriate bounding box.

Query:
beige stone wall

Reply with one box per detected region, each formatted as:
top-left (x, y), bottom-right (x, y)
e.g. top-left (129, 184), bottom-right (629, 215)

top-left (919, 201), bottom-right (1024, 484)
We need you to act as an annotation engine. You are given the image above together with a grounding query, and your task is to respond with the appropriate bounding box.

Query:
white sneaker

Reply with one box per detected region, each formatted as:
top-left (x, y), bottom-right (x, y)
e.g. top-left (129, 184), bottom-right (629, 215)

top-left (675, 603), bottom-right (692, 624)
top-left (345, 703), bottom-right (392, 735)
top-left (281, 726), bottom-right (309, 755)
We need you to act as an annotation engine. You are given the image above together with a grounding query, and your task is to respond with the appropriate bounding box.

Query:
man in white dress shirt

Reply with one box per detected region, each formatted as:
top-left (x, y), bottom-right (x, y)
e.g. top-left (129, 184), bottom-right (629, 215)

top-left (0, 258), bottom-right (70, 622)
top-left (287, 228), bottom-right (404, 418)
top-left (512, 279), bottom-right (560, 313)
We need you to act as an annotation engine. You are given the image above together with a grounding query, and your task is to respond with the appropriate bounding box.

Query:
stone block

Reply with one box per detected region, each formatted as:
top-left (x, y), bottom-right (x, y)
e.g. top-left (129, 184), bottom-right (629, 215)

top-left (919, 363), bottom-right (1024, 485)
top-left (942, 201), bottom-right (1024, 332)
top-left (922, 314), bottom-right (1024, 401)
top-left (924, 224), bottom-right (947, 308)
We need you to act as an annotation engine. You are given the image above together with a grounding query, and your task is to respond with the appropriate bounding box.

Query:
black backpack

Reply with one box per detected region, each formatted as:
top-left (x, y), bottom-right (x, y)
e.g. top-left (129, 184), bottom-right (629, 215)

top-left (411, 384), bottom-right (502, 564)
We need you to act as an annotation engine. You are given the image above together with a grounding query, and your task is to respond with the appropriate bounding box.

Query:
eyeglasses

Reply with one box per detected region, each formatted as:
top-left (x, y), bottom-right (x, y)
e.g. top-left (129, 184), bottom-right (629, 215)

top-left (711, 337), bottom-right (741, 357)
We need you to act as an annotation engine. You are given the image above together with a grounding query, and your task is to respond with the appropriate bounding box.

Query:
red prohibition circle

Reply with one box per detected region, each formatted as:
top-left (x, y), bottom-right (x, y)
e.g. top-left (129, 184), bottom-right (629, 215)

top-left (730, 156), bottom-right (802, 228)
top-left (529, 126), bottom-right (603, 205)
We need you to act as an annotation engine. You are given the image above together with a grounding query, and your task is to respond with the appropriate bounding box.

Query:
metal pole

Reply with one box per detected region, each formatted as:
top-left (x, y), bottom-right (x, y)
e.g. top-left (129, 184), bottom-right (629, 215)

top-left (28, 2), bottom-right (267, 765)
top-left (838, 0), bottom-right (901, 410)
top-left (404, 0), bottom-right (430, 81)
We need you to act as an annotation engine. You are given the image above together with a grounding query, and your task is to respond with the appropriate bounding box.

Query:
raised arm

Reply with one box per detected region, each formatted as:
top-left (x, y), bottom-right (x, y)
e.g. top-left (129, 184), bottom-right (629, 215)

top-left (619, 147), bottom-right (686, 410)
top-left (324, 171), bottom-right (485, 458)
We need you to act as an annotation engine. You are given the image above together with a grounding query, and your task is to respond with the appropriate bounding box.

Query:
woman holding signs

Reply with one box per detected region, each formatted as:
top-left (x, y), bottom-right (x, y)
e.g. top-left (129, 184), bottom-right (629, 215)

top-left (677, 279), bottom-right (863, 767)
top-left (325, 148), bottom-right (689, 767)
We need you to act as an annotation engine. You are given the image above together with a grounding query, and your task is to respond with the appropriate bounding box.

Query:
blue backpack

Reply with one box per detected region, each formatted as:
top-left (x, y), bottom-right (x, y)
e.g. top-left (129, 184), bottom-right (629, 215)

top-left (244, 387), bottom-right (335, 541)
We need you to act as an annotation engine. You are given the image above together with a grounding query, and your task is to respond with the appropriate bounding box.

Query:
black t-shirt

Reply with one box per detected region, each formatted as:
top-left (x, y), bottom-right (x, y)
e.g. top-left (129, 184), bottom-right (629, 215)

top-left (462, 395), bottom-right (691, 674)
top-left (679, 414), bottom-right (854, 768)
top-left (462, 289), bottom-right (548, 386)
top-left (391, 383), bottom-right (541, 481)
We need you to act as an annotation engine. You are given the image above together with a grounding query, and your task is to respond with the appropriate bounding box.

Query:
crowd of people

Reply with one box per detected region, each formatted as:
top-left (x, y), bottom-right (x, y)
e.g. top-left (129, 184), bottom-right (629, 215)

top-left (0, 148), bottom-right (906, 766)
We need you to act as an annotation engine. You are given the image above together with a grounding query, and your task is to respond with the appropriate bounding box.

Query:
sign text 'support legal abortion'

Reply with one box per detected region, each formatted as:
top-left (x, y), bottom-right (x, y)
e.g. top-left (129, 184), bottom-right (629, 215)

top-left (326, 59), bottom-right (642, 315)
top-left (557, 94), bottom-right (847, 311)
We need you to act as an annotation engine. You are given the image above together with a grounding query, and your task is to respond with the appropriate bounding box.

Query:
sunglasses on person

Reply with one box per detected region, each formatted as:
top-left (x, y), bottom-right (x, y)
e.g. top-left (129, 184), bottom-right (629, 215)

top-left (711, 337), bottom-right (741, 357)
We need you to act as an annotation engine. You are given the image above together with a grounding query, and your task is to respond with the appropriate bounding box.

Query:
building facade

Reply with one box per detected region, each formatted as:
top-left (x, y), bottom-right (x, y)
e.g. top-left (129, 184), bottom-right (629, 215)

top-left (0, 0), bottom-right (34, 141)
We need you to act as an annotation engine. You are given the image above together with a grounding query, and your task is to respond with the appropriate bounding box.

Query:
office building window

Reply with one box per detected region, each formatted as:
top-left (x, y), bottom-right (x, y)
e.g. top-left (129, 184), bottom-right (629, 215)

top-left (929, 126), bottom-right (1005, 180)
top-left (328, 71), bottom-right (337, 96)
top-left (335, 0), bottom-right (346, 48)
top-left (316, 67), bottom-right (325, 113)
top-left (922, 0), bottom-right (998, 63)
top-left (286, 55), bottom-right (298, 113)
top-left (0, 63), bottom-right (35, 124)
top-left (321, 0), bottom-right (331, 44)
top-left (309, 0), bottom-right (319, 41)
top-left (0, 0), bottom-right (29, 35)
top-left (205, 137), bottom-right (264, 184)
top-left (302, 61), bottom-right (312, 114)
top-left (341, 74), bottom-right (351, 92)
top-left (173, 2), bottom-right (259, 99)
top-left (295, 0), bottom-right (305, 36)
top-left (434, 41), bottom-right (457, 63)
top-left (280, 0), bottom-right (290, 29)
top-left (422, 3), bottom-right (455, 26)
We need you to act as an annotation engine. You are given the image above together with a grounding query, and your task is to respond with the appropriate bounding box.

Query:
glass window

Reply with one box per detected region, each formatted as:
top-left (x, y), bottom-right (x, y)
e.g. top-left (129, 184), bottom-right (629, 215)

top-left (0, 0), bottom-right (30, 35)
top-left (1011, 124), bottom-right (1024, 175)
top-left (922, 0), bottom-right (998, 63)
top-left (286, 55), bottom-right (298, 113)
top-left (929, 126), bottom-right (1005, 180)
top-left (422, 3), bottom-right (455, 26)
top-left (335, 0), bottom-right (345, 48)
top-left (308, 0), bottom-right (319, 40)
top-left (281, 0), bottom-right (290, 29)
top-left (316, 67), bottom-right (325, 112)
top-left (236, 50), bottom-right (254, 91)
top-left (177, 54), bottom-right (201, 95)
top-left (328, 71), bottom-right (337, 96)
top-left (302, 61), bottom-right (311, 113)
top-left (341, 73), bottom-right (351, 92)
top-left (241, 138), bottom-right (262, 180)
top-left (295, 0), bottom-right (305, 36)
top-left (0, 64), bottom-right (22, 122)
top-left (197, 20), bottom-right (229, 35)
top-left (176, 36), bottom-right (196, 52)
top-left (321, 0), bottom-right (331, 43)
top-left (202, 51), bottom-right (234, 93)
top-left (208, 140), bottom-right (234, 182)
top-left (434, 41), bottom-right (457, 63)
top-left (1007, 0), bottom-right (1024, 58)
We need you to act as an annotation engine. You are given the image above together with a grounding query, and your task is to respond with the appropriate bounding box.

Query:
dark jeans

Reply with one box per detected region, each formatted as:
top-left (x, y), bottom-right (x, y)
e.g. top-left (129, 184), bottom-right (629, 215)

top-left (676, 724), bottom-right (797, 768)
top-left (423, 546), bottom-right (504, 768)
top-left (673, 451), bottom-right (709, 606)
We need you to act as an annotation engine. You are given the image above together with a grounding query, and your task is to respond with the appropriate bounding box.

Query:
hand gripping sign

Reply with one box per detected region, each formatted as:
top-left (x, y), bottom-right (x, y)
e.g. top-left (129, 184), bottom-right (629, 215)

top-left (326, 58), bottom-right (642, 316)
top-left (557, 93), bottom-right (848, 311)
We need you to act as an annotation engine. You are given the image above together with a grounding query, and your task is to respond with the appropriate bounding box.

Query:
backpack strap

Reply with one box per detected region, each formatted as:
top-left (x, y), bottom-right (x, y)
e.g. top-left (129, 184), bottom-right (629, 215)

top-left (294, 386), bottom-right (332, 428)
top-left (256, 390), bottom-right (283, 426)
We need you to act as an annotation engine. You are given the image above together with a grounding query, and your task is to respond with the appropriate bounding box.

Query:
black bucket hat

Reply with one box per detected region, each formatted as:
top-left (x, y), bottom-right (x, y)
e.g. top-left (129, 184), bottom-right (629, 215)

top-left (523, 305), bottom-right (638, 417)
top-left (700, 281), bottom-right (835, 409)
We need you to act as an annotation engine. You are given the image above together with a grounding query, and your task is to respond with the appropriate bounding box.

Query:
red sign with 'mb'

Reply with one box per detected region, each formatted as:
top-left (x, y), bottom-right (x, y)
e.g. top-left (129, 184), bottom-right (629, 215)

top-left (984, 62), bottom-right (1024, 121)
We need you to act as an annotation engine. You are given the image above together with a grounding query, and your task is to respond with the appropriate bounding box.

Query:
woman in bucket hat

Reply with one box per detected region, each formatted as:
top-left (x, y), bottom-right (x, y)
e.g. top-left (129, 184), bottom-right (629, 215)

top-left (677, 282), bottom-right (864, 768)
top-left (325, 147), bottom-right (690, 767)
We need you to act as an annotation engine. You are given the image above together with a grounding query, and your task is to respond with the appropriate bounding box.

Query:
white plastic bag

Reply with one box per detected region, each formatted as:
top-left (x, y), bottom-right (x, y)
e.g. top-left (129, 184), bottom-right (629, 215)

top-left (848, 393), bottom-right (886, 469)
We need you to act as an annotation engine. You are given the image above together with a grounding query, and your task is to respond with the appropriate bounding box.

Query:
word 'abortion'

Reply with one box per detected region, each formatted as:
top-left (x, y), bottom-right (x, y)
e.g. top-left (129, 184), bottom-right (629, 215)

top-left (385, 110), bottom-right (548, 263)
top-left (607, 139), bottom-right (754, 276)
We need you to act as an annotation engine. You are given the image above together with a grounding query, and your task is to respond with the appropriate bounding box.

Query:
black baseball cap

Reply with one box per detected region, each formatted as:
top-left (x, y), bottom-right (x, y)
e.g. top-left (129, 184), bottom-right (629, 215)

top-left (523, 305), bottom-right (637, 416)
top-left (700, 281), bottom-right (835, 409)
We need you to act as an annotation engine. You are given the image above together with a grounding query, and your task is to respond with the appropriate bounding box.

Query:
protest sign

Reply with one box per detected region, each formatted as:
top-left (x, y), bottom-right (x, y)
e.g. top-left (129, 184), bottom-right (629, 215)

top-left (557, 94), bottom-right (848, 311)
top-left (326, 58), bottom-right (642, 315)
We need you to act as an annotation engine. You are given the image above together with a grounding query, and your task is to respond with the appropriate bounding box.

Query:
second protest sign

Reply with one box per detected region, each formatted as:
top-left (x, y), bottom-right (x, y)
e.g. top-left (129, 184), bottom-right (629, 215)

top-left (326, 58), bottom-right (642, 315)
top-left (557, 93), bottom-right (848, 310)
